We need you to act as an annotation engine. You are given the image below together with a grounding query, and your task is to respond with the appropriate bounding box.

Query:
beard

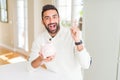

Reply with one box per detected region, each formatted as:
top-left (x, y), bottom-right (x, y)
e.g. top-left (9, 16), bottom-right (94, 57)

top-left (45, 23), bottom-right (60, 34)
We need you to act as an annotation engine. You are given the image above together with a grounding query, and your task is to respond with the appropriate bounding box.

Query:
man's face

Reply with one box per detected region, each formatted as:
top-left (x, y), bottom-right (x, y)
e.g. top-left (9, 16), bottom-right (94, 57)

top-left (42, 10), bottom-right (60, 34)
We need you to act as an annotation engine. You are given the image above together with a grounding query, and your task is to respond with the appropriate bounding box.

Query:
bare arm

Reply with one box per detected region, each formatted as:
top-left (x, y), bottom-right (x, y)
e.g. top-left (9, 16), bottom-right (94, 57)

top-left (31, 55), bottom-right (43, 68)
top-left (31, 53), bottom-right (55, 68)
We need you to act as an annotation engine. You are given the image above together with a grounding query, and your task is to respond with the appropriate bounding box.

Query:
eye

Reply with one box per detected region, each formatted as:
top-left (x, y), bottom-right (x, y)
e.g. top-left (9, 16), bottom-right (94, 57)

top-left (45, 17), bottom-right (49, 20)
top-left (53, 14), bottom-right (58, 19)
top-left (44, 16), bottom-right (50, 21)
top-left (53, 16), bottom-right (57, 19)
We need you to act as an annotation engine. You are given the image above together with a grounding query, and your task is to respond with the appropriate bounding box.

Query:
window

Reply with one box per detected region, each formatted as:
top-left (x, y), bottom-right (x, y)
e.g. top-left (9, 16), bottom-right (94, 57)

top-left (16, 0), bottom-right (28, 51)
top-left (0, 0), bottom-right (8, 22)
top-left (55, 0), bottom-right (83, 30)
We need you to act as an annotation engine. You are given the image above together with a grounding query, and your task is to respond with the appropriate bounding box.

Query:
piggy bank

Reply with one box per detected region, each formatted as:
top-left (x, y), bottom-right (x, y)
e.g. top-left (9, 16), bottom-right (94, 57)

top-left (41, 42), bottom-right (56, 59)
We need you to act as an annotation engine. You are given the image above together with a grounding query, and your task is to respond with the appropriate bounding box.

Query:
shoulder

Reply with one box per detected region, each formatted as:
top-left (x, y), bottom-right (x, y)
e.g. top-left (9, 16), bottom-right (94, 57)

top-left (60, 26), bottom-right (71, 34)
top-left (33, 31), bottom-right (47, 44)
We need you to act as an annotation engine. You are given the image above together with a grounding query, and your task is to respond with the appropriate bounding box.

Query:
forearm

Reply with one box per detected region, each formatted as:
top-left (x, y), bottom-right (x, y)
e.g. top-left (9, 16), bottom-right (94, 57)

top-left (31, 56), bottom-right (43, 68)
top-left (74, 39), bottom-right (84, 51)
top-left (76, 44), bottom-right (84, 51)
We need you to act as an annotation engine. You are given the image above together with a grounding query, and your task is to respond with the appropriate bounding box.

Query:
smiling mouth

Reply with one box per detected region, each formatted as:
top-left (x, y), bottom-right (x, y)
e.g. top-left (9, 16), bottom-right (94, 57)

top-left (49, 24), bottom-right (56, 31)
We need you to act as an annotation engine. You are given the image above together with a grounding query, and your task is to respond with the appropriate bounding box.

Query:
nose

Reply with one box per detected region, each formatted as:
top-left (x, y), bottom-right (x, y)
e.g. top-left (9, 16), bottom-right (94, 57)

top-left (49, 17), bottom-right (54, 23)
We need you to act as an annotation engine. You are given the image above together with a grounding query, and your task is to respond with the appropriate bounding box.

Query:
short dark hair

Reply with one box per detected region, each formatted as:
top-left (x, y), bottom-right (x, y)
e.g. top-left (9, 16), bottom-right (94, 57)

top-left (41, 4), bottom-right (59, 19)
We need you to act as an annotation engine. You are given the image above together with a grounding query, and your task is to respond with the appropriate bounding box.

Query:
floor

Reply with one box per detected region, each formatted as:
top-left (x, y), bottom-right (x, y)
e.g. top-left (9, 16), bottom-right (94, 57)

top-left (0, 47), bottom-right (27, 65)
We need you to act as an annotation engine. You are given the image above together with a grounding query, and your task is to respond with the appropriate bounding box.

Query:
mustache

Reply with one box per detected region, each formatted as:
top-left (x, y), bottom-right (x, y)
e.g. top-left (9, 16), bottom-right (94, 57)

top-left (48, 23), bottom-right (57, 26)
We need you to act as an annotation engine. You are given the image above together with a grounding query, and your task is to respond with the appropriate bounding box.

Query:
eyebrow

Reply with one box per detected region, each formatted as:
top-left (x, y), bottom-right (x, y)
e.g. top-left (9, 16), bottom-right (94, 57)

top-left (53, 14), bottom-right (58, 17)
top-left (43, 14), bottom-right (58, 19)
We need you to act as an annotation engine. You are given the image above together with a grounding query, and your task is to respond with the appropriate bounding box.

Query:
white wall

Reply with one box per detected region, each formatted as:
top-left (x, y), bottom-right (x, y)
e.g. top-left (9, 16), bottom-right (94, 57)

top-left (83, 0), bottom-right (120, 80)
top-left (0, 0), bottom-right (15, 48)
top-left (117, 40), bottom-right (120, 80)
top-left (118, 62), bottom-right (120, 80)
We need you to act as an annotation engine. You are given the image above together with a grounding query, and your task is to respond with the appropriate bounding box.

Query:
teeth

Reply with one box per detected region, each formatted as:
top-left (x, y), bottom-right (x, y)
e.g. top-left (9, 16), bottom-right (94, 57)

top-left (49, 24), bottom-right (56, 31)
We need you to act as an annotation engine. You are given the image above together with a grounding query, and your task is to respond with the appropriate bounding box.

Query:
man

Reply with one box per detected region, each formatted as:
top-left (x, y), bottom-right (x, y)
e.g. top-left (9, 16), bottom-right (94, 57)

top-left (27, 4), bottom-right (91, 80)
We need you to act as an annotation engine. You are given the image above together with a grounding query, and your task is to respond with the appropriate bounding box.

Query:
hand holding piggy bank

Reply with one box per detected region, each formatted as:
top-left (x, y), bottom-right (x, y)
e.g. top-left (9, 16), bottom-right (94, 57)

top-left (40, 42), bottom-right (58, 72)
top-left (41, 42), bottom-right (56, 59)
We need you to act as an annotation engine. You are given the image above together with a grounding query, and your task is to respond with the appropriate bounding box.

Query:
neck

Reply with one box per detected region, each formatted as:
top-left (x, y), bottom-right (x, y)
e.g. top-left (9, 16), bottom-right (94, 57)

top-left (49, 32), bottom-right (57, 38)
